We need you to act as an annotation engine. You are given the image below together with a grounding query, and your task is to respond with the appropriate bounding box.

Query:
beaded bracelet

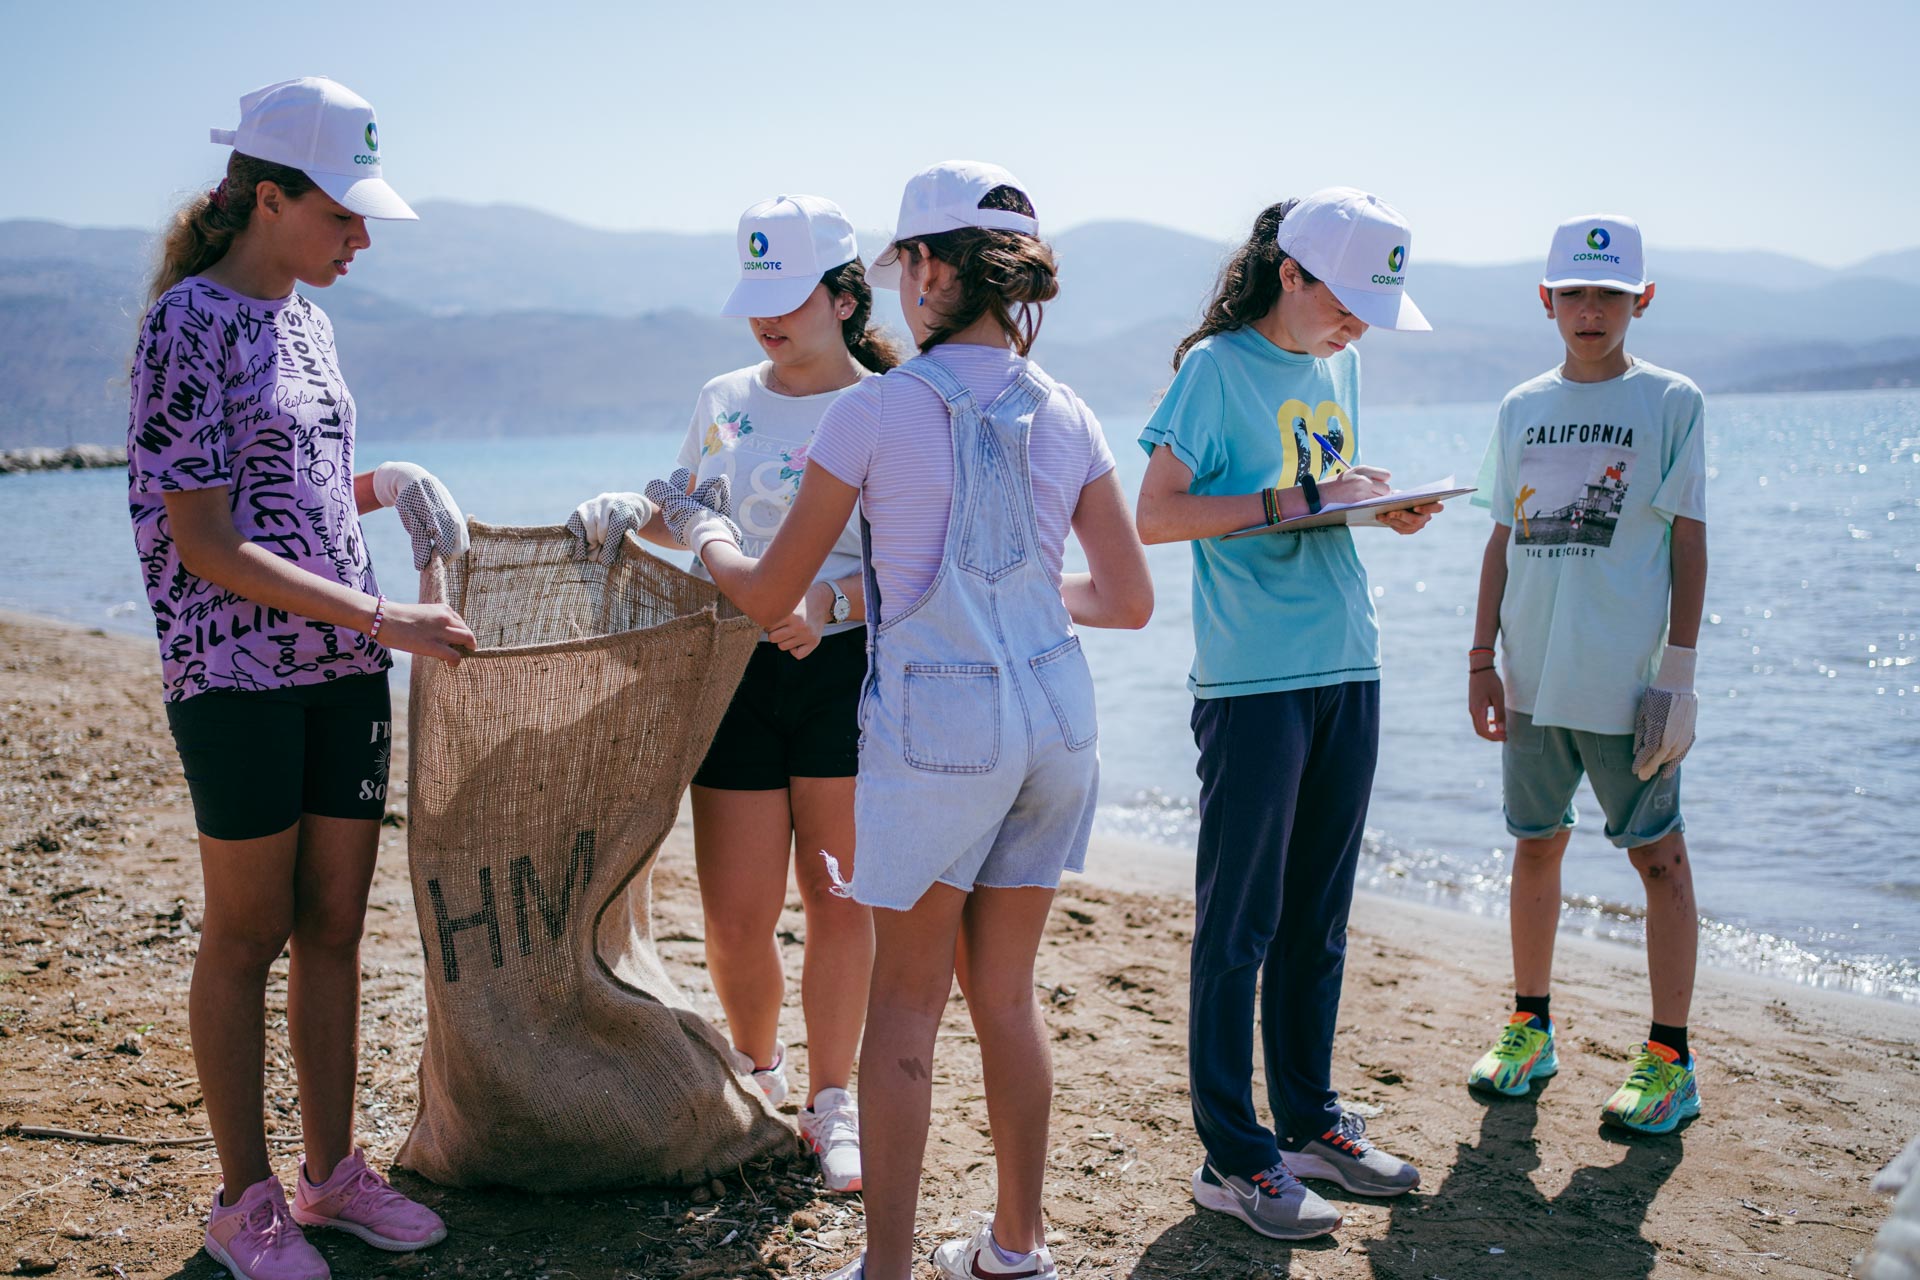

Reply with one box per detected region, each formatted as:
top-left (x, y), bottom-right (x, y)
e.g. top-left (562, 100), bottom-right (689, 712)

top-left (370, 593), bottom-right (387, 642)
top-left (1261, 487), bottom-right (1281, 525)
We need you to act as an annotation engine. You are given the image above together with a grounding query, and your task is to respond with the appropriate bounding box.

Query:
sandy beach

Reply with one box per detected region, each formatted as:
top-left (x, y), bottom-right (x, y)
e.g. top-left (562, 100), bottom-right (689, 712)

top-left (2, 610), bottom-right (1915, 1279)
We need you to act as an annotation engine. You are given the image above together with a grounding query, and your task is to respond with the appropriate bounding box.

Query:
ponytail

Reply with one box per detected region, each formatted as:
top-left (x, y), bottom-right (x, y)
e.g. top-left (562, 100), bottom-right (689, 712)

top-left (1172, 199), bottom-right (1319, 371)
top-left (146, 152), bottom-right (316, 309)
top-left (819, 258), bottom-right (903, 373)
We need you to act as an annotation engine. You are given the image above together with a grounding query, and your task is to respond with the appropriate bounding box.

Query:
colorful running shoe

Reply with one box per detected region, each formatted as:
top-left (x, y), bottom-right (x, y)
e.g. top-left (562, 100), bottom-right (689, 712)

top-left (1467, 1012), bottom-right (1559, 1097)
top-left (205, 1176), bottom-right (329, 1280)
top-left (291, 1149), bottom-right (447, 1251)
top-left (1601, 1041), bottom-right (1701, 1134)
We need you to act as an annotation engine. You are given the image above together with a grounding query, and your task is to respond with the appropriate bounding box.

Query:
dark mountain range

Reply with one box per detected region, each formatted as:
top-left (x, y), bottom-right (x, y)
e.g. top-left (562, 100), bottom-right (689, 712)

top-left (3, 207), bottom-right (1918, 448)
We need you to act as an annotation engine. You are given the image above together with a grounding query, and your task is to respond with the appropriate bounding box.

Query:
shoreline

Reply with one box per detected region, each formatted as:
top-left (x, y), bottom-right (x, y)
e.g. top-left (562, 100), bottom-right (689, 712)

top-left (3, 603), bottom-right (1912, 1011)
top-left (1, 608), bottom-right (1914, 1277)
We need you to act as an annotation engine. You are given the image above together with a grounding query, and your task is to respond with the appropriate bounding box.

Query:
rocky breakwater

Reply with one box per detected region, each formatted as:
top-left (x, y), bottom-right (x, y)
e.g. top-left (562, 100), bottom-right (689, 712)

top-left (0, 444), bottom-right (126, 475)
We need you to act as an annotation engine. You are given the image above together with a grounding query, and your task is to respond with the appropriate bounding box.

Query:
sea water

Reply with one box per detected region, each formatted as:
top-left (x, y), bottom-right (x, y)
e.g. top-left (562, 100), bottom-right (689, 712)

top-left (5, 389), bottom-right (1915, 1002)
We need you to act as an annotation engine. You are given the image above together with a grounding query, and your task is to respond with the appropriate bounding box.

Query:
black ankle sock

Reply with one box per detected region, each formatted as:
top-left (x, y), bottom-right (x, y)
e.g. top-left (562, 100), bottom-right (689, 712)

top-left (1515, 994), bottom-right (1552, 1025)
top-left (1648, 1022), bottom-right (1689, 1061)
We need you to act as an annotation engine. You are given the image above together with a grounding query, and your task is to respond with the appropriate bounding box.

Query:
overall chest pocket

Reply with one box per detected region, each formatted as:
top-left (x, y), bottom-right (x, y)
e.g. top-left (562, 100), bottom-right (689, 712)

top-left (1029, 636), bottom-right (1097, 751)
top-left (901, 663), bottom-right (1001, 774)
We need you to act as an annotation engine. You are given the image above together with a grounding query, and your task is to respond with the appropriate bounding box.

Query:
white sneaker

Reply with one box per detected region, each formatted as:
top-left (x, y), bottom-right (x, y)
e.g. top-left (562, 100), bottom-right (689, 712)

top-left (822, 1253), bottom-right (865, 1279)
top-left (932, 1220), bottom-right (1059, 1279)
top-left (1191, 1159), bottom-right (1342, 1241)
top-left (730, 1041), bottom-right (789, 1108)
top-left (800, 1086), bottom-right (862, 1193)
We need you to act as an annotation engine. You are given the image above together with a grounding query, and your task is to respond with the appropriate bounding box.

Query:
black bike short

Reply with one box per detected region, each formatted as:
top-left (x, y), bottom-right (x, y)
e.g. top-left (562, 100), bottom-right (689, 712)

top-left (692, 628), bottom-right (866, 791)
top-left (164, 671), bottom-right (394, 841)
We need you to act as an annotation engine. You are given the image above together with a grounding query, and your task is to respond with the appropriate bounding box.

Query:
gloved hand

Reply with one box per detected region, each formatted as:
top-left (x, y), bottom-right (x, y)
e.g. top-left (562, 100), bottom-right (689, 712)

top-left (566, 491), bottom-right (656, 566)
top-left (1632, 645), bottom-right (1698, 780)
top-left (372, 461), bottom-right (469, 570)
top-left (643, 468), bottom-right (742, 559)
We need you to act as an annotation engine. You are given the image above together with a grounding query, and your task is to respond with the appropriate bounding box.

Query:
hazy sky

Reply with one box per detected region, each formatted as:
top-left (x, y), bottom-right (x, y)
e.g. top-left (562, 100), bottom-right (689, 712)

top-left (9, 0), bottom-right (1915, 266)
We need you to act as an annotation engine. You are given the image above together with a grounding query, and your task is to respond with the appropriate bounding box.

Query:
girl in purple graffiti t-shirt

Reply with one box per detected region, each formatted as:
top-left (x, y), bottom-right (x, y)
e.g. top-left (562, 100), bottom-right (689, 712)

top-left (129, 77), bottom-right (476, 1277)
top-left (129, 278), bottom-right (387, 699)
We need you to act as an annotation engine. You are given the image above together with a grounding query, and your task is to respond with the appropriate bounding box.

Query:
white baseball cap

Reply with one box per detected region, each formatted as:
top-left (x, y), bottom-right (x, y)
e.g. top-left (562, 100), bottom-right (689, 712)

top-left (720, 195), bottom-right (860, 318)
top-left (867, 160), bottom-right (1040, 291)
top-left (210, 77), bottom-right (417, 221)
top-left (1274, 186), bottom-right (1429, 332)
top-left (1543, 214), bottom-right (1646, 292)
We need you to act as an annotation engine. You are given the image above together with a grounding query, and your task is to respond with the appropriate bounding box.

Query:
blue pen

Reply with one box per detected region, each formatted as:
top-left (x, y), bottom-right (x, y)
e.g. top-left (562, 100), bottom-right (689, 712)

top-left (1311, 431), bottom-right (1354, 475)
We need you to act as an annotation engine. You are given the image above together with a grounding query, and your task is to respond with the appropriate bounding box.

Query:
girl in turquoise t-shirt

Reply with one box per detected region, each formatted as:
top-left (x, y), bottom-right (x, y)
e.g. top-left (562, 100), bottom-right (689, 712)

top-left (1135, 188), bottom-right (1440, 1241)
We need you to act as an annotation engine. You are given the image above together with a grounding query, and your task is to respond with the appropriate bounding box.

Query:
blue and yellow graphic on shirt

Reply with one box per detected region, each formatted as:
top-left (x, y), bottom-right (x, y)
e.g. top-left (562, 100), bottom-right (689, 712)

top-left (1276, 398), bottom-right (1356, 486)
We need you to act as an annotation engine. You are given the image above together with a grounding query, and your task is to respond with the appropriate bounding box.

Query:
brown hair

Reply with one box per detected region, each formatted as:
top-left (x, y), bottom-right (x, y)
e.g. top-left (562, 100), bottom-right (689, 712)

top-left (818, 257), bottom-right (904, 373)
top-left (893, 184), bottom-right (1058, 357)
top-left (146, 152), bottom-right (317, 308)
top-left (1172, 199), bottom-right (1321, 370)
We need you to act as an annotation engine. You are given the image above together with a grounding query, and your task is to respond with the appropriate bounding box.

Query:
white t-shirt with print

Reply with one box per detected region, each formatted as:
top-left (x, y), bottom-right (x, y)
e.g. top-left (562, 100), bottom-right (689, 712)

top-left (674, 363), bottom-right (869, 636)
top-left (1474, 358), bottom-right (1708, 734)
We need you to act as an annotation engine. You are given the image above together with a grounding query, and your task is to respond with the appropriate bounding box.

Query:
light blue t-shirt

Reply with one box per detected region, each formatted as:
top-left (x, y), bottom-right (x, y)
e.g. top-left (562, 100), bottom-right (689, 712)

top-left (1474, 358), bottom-right (1708, 734)
top-left (1138, 326), bottom-right (1379, 699)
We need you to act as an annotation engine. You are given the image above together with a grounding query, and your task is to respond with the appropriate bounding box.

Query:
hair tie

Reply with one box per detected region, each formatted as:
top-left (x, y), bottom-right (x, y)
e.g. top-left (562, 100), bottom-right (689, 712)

top-left (208, 180), bottom-right (228, 211)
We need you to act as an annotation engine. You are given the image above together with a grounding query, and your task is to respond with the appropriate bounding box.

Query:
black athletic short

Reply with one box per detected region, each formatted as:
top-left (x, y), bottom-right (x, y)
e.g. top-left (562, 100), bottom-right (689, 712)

top-left (164, 671), bottom-right (394, 841)
top-left (692, 627), bottom-right (866, 791)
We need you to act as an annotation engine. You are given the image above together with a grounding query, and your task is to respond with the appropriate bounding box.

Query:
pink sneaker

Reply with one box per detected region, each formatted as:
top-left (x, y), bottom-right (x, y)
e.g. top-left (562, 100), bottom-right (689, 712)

top-left (291, 1149), bottom-right (447, 1251)
top-left (205, 1176), bottom-right (330, 1280)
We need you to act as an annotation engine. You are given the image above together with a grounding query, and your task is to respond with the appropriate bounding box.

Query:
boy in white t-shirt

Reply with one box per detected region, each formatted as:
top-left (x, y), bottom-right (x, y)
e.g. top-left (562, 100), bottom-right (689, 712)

top-left (1464, 215), bottom-right (1708, 1134)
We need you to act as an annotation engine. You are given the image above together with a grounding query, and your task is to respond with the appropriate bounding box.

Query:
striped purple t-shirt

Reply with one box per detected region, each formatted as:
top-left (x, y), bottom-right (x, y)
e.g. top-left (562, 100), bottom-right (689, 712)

top-left (807, 344), bottom-right (1115, 623)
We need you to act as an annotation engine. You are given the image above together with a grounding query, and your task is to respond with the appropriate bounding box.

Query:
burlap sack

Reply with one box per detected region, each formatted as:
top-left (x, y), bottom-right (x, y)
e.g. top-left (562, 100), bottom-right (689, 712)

top-left (396, 521), bottom-right (791, 1190)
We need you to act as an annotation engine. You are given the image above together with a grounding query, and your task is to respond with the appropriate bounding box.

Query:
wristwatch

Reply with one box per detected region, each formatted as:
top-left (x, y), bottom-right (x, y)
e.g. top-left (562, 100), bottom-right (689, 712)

top-left (825, 580), bottom-right (851, 625)
top-left (1299, 473), bottom-right (1324, 515)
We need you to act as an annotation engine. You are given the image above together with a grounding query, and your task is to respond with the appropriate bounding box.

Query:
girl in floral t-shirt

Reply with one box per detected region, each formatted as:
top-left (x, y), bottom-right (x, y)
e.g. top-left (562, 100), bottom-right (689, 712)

top-left (567, 194), bottom-right (899, 1197)
top-left (129, 77), bottom-right (472, 1280)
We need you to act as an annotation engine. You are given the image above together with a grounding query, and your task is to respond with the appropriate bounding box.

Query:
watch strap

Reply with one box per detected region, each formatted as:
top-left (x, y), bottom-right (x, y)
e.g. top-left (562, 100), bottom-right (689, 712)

top-left (1300, 472), bottom-right (1324, 515)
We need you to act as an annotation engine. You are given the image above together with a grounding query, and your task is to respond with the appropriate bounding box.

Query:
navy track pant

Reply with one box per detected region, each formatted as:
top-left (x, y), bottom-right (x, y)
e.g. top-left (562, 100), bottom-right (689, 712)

top-left (1187, 679), bottom-right (1379, 1176)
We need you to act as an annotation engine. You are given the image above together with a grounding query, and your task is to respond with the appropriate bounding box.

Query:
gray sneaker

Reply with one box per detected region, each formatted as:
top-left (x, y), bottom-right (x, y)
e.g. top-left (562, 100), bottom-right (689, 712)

top-left (1284, 1112), bottom-right (1420, 1197)
top-left (1191, 1160), bottom-right (1342, 1240)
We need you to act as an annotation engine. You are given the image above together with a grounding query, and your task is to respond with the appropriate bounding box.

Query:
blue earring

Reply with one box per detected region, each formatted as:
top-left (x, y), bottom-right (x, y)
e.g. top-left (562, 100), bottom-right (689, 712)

top-left (916, 293), bottom-right (926, 307)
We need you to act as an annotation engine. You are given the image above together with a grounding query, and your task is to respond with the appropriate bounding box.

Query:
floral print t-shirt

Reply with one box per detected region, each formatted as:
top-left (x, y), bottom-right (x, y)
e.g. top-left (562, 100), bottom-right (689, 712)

top-left (672, 362), bottom-right (868, 637)
top-left (127, 277), bottom-right (388, 702)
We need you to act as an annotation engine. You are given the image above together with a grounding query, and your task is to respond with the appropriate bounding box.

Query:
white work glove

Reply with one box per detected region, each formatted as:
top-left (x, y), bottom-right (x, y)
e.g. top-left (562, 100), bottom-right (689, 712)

top-left (566, 491), bottom-right (656, 566)
top-left (643, 468), bottom-right (742, 560)
top-left (372, 461), bottom-right (470, 570)
top-left (1632, 645), bottom-right (1698, 781)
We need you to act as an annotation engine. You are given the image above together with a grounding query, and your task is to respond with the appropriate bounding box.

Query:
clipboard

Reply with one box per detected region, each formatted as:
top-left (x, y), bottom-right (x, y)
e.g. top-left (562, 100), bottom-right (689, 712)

top-left (1223, 476), bottom-right (1476, 538)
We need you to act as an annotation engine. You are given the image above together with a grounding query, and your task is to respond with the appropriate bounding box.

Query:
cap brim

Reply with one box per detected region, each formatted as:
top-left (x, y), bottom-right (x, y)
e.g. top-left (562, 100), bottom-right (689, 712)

top-left (1327, 283), bottom-right (1431, 332)
top-left (310, 170), bottom-right (418, 221)
top-left (720, 273), bottom-right (824, 319)
top-left (1542, 273), bottom-right (1647, 292)
top-left (866, 241), bottom-right (902, 291)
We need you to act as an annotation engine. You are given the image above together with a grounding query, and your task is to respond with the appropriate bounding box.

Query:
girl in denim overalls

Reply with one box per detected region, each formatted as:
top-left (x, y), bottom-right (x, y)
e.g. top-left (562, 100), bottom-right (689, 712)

top-left (674, 162), bottom-right (1152, 1280)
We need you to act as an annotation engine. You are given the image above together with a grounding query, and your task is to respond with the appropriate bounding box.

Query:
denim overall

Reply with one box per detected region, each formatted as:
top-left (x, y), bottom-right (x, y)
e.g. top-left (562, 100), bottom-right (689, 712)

top-left (848, 354), bottom-right (1099, 912)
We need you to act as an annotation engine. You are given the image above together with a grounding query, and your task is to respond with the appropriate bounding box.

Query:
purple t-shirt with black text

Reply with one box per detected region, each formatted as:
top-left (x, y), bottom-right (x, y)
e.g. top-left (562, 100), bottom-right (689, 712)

top-left (127, 277), bottom-right (388, 701)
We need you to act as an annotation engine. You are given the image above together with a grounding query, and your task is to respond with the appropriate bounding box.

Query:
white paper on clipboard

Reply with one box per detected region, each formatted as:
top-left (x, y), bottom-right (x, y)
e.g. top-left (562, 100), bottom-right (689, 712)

top-left (1222, 476), bottom-right (1476, 538)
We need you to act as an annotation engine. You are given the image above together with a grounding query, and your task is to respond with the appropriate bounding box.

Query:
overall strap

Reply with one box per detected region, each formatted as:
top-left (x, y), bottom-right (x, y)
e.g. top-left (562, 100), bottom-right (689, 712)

top-left (892, 354), bottom-right (974, 408)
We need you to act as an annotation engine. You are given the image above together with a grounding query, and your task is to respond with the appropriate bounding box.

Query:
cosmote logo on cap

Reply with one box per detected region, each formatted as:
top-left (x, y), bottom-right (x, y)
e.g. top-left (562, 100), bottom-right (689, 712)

top-left (743, 230), bottom-right (781, 271)
top-left (1372, 244), bottom-right (1407, 286)
top-left (365, 122), bottom-right (379, 152)
top-left (1574, 225), bottom-right (1622, 264)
